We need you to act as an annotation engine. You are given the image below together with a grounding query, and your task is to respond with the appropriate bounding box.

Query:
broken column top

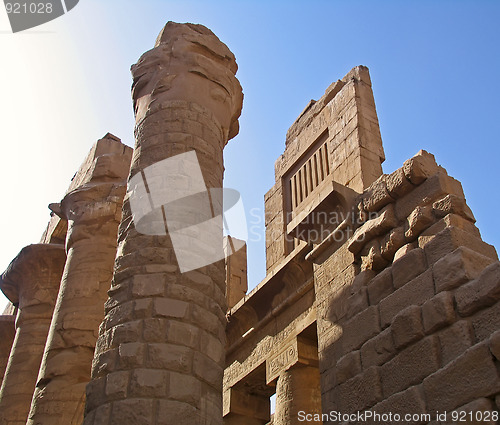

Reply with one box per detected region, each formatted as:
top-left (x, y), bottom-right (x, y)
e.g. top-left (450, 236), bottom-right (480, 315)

top-left (131, 21), bottom-right (243, 141)
top-left (0, 244), bottom-right (66, 306)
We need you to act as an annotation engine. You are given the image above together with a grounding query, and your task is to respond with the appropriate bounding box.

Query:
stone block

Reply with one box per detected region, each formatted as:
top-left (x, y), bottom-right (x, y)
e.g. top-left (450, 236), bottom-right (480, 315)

top-left (344, 287), bottom-right (369, 321)
top-left (488, 330), bottom-right (500, 360)
top-left (405, 205), bottom-right (434, 241)
top-left (110, 320), bottom-right (143, 346)
top-left (393, 242), bottom-right (417, 262)
top-left (156, 400), bottom-right (199, 425)
top-left (336, 350), bottom-right (361, 384)
top-left (348, 204), bottom-right (398, 254)
top-left (146, 343), bottom-right (192, 372)
top-left (166, 321), bottom-right (200, 349)
top-left (118, 342), bottom-right (145, 369)
top-left (379, 269), bottom-right (435, 327)
top-left (129, 368), bottom-right (167, 398)
top-left (423, 343), bottom-right (500, 414)
top-left (391, 305), bottom-right (424, 349)
top-left (341, 306), bottom-right (381, 354)
top-left (433, 247), bottom-right (495, 293)
top-left (368, 385), bottom-right (427, 425)
top-left (168, 372), bottom-right (202, 407)
top-left (86, 376), bottom-right (106, 412)
top-left (470, 299), bottom-right (500, 343)
top-left (362, 176), bottom-right (394, 212)
top-left (380, 335), bottom-right (440, 398)
top-left (360, 327), bottom-right (395, 368)
top-left (142, 318), bottom-right (167, 343)
top-left (385, 167), bottom-right (414, 199)
top-left (109, 399), bottom-right (154, 425)
top-left (380, 226), bottom-right (406, 261)
top-left (421, 226), bottom-right (498, 267)
top-left (402, 150), bottom-right (441, 185)
top-left (367, 267), bottom-right (394, 305)
top-left (193, 351), bottom-right (222, 389)
top-left (422, 291), bottom-right (455, 334)
top-left (153, 298), bottom-right (189, 319)
top-left (455, 262), bottom-right (500, 316)
top-left (395, 172), bottom-right (464, 221)
top-left (361, 239), bottom-right (389, 271)
top-left (420, 213), bottom-right (480, 239)
top-left (337, 366), bottom-right (382, 413)
top-left (433, 194), bottom-right (475, 222)
top-left (105, 371), bottom-right (129, 399)
top-left (437, 320), bottom-right (474, 366)
top-left (131, 274), bottom-right (165, 297)
top-left (391, 248), bottom-right (427, 289)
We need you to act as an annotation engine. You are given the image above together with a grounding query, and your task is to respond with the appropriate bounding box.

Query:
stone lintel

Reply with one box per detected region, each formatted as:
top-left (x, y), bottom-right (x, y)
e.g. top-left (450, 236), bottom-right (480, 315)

top-left (223, 387), bottom-right (270, 421)
top-left (266, 336), bottom-right (319, 385)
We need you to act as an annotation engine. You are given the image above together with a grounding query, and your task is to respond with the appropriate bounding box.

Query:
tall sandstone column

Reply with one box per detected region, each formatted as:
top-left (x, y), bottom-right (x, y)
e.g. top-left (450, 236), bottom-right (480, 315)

top-left (27, 138), bottom-right (132, 425)
top-left (273, 366), bottom-right (322, 425)
top-left (0, 314), bottom-right (16, 387)
top-left (0, 244), bottom-right (66, 425)
top-left (84, 22), bottom-right (243, 425)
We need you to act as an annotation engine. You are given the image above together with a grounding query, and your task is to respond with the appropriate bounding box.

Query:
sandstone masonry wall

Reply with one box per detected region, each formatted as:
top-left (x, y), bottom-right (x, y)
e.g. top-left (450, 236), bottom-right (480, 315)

top-left (314, 150), bottom-right (500, 424)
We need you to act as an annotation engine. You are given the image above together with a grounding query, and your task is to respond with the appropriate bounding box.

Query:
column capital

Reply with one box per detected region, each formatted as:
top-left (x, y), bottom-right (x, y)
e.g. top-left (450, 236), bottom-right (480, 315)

top-left (50, 182), bottom-right (125, 224)
top-left (131, 21), bottom-right (243, 143)
top-left (0, 244), bottom-right (66, 309)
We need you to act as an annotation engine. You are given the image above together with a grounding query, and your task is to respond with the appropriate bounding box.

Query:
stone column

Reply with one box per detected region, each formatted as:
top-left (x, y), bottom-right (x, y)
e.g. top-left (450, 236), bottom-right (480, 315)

top-left (0, 244), bottom-right (66, 425)
top-left (26, 176), bottom-right (130, 425)
top-left (274, 366), bottom-right (322, 425)
top-left (0, 315), bottom-right (16, 386)
top-left (84, 22), bottom-right (243, 425)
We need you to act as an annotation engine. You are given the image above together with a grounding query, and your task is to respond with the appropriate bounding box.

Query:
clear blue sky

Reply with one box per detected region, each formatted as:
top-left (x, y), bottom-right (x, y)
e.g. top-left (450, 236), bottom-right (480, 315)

top-left (1, 0), bottom-right (499, 309)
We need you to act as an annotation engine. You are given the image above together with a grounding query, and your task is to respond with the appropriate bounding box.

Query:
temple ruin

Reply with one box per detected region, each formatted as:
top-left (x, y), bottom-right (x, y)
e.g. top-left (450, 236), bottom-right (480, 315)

top-left (1, 21), bottom-right (499, 425)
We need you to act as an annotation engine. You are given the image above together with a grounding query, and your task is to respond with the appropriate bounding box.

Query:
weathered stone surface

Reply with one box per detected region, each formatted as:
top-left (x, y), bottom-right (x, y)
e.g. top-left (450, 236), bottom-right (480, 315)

top-left (437, 320), bottom-right (474, 366)
top-left (421, 226), bottom-right (498, 266)
top-left (274, 366), bottom-right (322, 425)
top-left (379, 269), bottom-right (435, 327)
top-left (455, 262), bottom-right (500, 317)
top-left (395, 172), bottom-right (464, 221)
top-left (337, 366), bottom-right (382, 413)
top-left (28, 136), bottom-right (132, 425)
top-left (432, 247), bottom-right (495, 293)
top-left (423, 343), bottom-right (500, 414)
top-left (335, 350), bottom-right (361, 384)
top-left (433, 194), bottom-right (475, 222)
top-left (0, 244), bottom-right (66, 425)
top-left (0, 315), bottom-right (15, 387)
top-left (405, 205), bottom-right (434, 240)
top-left (385, 167), bottom-right (414, 199)
top-left (348, 204), bottom-right (398, 254)
top-left (85, 22), bottom-right (243, 425)
top-left (380, 226), bottom-right (406, 261)
top-left (381, 335), bottom-right (440, 398)
top-left (360, 327), bottom-right (395, 369)
top-left (391, 305), bottom-right (424, 349)
top-left (402, 150), bottom-right (441, 185)
top-left (391, 247), bottom-right (427, 289)
top-left (422, 291), bottom-right (455, 334)
top-left (367, 267), bottom-right (393, 305)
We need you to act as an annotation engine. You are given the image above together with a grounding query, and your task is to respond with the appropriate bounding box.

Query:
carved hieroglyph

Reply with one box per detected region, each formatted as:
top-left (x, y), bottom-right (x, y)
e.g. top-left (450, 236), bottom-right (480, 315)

top-left (84, 22), bottom-right (243, 425)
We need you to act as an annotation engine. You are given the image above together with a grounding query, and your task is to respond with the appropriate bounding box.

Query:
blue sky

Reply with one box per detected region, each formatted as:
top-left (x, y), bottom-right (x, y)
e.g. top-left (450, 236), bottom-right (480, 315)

top-left (0, 0), bottom-right (499, 309)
